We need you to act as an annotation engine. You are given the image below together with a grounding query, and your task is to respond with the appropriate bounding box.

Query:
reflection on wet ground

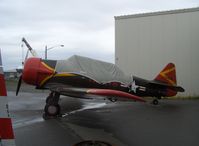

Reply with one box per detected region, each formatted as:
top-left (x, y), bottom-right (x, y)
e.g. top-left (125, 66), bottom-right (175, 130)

top-left (7, 91), bottom-right (199, 146)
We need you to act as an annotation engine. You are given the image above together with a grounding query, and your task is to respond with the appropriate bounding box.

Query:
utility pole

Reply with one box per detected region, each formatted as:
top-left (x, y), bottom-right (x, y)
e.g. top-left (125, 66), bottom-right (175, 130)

top-left (44, 45), bottom-right (64, 60)
top-left (45, 45), bottom-right (47, 60)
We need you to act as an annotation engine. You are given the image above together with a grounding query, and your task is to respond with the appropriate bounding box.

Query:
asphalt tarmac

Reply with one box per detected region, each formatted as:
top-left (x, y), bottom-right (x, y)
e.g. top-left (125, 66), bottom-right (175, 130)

top-left (7, 91), bottom-right (199, 146)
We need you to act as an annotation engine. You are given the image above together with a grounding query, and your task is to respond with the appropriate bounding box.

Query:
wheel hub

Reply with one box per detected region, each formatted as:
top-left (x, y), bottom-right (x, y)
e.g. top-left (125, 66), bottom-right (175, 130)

top-left (48, 105), bottom-right (57, 114)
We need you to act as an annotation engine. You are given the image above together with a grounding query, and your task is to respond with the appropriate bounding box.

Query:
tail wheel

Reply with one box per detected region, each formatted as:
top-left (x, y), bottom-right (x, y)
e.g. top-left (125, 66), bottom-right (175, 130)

top-left (152, 99), bottom-right (159, 105)
top-left (44, 104), bottom-right (60, 117)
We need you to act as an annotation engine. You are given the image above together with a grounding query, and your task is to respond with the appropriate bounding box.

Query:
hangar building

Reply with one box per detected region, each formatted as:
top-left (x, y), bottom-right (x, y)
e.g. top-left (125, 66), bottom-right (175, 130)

top-left (115, 7), bottom-right (199, 96)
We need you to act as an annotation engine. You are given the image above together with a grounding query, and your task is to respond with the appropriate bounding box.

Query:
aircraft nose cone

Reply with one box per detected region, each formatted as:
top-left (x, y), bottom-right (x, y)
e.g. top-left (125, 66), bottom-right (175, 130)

top-left (22, 57), bottom-right (55, 87)
top-left (22, 57), bottom-right (41, 85)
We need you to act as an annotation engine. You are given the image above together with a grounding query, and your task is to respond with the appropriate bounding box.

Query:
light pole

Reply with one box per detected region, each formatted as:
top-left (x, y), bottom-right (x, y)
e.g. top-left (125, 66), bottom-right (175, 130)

top-left (45, 45), bottom-right (64, 59)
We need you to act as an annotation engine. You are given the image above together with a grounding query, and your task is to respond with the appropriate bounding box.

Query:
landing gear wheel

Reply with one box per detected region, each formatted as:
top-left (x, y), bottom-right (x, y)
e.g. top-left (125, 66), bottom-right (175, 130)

top-left (152, 99), bottom-right (159, 105)
top-left (44, 104), bottom-right (60, 118)
top-left (43, 92), bottom-right (61, 120)
top-left (46, 96), bottom-right (51, 104)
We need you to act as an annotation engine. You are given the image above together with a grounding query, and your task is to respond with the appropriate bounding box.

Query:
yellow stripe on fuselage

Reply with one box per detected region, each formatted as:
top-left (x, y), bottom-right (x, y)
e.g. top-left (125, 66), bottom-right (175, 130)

top-left (40, 74), bottom-right (54, 86)
top-left (39, 73), bottom-right (77, 87)
top-left (54, 73), bottom-right (76, 77)
top-left (41, 62), bottom-right (55, 72)
top-left (39, 62), bottom-right (55, 86)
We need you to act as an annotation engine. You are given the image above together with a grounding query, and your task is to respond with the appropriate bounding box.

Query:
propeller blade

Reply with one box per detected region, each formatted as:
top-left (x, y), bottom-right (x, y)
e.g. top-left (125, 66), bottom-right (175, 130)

top-left (16, 75), bottom-right (22, 96)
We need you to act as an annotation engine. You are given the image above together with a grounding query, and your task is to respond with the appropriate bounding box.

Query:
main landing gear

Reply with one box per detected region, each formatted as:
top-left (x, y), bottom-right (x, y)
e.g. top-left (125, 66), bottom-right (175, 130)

top-left (43, 92), bottom-right (61, 120)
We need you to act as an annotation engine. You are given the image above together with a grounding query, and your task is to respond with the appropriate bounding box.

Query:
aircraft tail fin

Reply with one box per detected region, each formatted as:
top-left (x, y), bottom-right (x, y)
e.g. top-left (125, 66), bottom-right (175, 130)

top-left (154, 63), bottom-right (177, 86)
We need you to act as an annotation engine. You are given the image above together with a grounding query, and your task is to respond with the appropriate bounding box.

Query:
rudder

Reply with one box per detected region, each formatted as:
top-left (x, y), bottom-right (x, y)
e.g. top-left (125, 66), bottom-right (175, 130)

top-left (154, 63), bottom-right (177, 86)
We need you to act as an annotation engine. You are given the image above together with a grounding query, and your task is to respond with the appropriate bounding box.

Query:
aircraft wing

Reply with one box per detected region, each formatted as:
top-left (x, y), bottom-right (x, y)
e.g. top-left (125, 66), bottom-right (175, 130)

top-left (48, 85), bottom-right (146, 102)
top-left (149, 81), bottom-right (185, 92)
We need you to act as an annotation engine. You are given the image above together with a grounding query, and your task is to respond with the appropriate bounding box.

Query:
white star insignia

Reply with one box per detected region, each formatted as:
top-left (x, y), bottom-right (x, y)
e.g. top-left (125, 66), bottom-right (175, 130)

top-left (131, 80), bottom-right (139, 93)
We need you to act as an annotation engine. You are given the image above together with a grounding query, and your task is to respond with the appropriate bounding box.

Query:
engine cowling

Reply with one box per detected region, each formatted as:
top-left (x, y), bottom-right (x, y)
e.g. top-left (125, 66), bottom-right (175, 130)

top-left (22, 57), bottom-right (55, 87)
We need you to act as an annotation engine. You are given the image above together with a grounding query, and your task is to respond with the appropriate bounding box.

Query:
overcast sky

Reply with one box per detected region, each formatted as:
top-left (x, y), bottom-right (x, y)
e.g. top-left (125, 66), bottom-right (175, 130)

top-left (0, 0), bottom-right (198, 70)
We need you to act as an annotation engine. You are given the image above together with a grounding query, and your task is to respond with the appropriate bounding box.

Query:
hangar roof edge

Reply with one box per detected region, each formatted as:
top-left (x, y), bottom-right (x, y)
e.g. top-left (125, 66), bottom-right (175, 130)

top-left (115, 7), bottom-right (199, 20)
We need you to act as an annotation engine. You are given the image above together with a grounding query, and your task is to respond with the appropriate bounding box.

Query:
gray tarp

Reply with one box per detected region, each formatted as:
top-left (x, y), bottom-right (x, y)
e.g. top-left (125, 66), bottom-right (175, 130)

top-left (55, 55), bottom-right (131, 84)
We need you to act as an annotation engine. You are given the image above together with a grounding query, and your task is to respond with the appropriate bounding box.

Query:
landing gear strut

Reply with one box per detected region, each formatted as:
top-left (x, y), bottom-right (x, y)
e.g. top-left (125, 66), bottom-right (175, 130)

top-left (43, 92), bottom-right (61, 120)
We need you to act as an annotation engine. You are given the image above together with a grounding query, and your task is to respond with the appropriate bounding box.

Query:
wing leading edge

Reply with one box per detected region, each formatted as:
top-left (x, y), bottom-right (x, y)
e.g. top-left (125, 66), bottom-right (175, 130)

top-left (87, 89), bottom-right (146, 102)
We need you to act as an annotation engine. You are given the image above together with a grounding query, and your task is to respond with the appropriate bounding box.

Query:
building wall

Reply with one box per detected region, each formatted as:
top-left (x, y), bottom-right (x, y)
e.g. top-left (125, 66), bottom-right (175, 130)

top-left (115, 8), bottom-right (199, 96)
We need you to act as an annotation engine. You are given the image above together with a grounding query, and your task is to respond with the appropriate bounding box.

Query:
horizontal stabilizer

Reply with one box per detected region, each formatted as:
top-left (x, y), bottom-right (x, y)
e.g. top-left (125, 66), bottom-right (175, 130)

top-left (149, 81), bottom-right (185, 92)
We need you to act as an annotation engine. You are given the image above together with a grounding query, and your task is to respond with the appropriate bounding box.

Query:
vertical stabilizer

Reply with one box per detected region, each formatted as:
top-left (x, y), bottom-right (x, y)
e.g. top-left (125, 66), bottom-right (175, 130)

top-left (154, 63), bottom-right (177, 86)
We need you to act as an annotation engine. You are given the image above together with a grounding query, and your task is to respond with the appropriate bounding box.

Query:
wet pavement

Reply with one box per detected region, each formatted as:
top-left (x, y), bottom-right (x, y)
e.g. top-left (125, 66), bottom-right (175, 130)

top-left (7, 91), bottom-right (199, 146)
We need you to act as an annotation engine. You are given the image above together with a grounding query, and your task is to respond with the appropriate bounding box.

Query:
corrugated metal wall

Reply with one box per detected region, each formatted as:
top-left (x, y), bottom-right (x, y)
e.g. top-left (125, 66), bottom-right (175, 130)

top-left (115, 8), bottom-right (199, 96)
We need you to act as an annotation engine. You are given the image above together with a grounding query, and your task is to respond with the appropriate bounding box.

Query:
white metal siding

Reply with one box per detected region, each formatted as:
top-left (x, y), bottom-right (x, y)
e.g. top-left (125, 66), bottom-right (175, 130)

top-left (115, 8), bottom-right (199, 96)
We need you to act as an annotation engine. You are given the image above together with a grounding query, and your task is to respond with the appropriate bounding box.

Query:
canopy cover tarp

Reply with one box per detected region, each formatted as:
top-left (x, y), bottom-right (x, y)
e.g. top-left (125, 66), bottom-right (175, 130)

top-left (55, 55), bottom-right (131, 84)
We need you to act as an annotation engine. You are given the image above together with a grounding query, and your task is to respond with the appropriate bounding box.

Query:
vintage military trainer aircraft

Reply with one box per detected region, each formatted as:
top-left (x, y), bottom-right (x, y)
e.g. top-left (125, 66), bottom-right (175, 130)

top-left (16, 55), bottom-right (184, 119)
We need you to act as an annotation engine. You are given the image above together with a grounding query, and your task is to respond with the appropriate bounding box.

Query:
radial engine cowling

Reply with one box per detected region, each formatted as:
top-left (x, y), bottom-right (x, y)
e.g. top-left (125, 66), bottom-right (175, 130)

top-left (22, 57), bottom-right (54, 87)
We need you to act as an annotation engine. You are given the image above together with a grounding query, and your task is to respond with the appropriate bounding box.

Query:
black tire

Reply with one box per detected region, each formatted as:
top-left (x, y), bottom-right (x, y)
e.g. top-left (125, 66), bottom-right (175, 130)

top-left (42, 113), bottom-right (50, 120)
top-left (44, 104), bottom-right (60, 117)
top-left (153, 99), bottom-right (159, 105)
top-left (46, 96), bottom-right (50, 104)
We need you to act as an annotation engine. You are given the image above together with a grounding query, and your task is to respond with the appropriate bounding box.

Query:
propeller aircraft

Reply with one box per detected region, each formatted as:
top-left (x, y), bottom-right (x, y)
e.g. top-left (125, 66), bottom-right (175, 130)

top-left (16, 55), bottom-right (184, 119)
